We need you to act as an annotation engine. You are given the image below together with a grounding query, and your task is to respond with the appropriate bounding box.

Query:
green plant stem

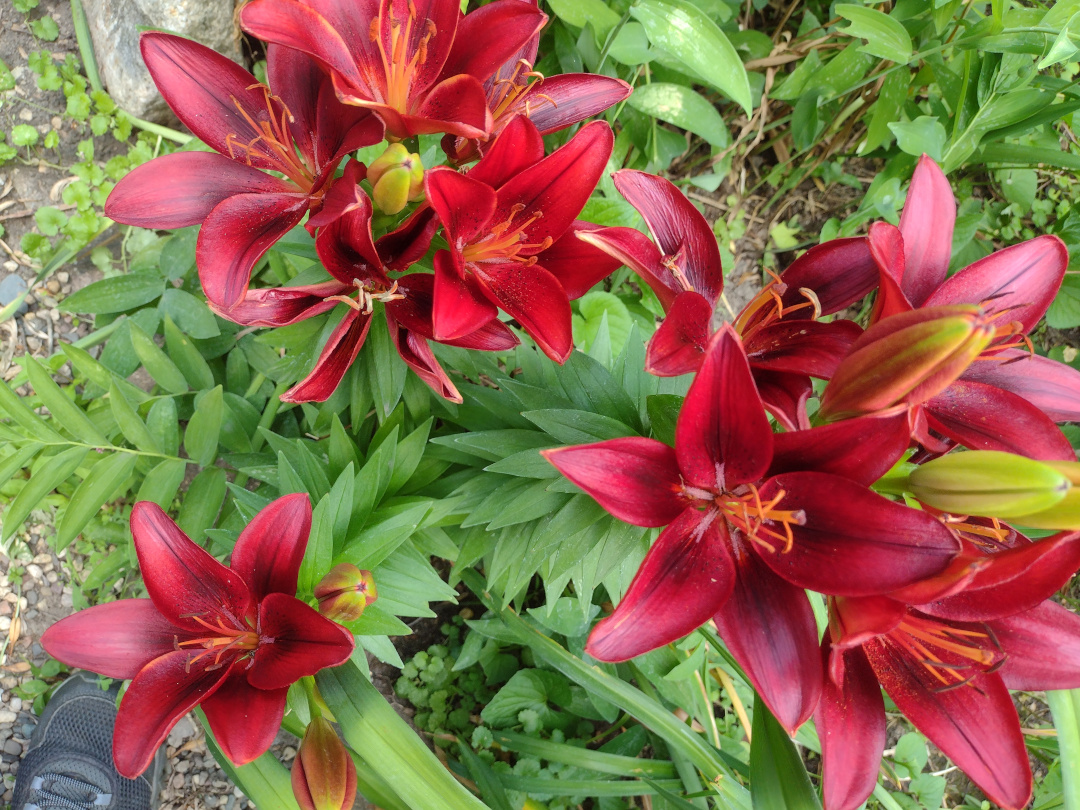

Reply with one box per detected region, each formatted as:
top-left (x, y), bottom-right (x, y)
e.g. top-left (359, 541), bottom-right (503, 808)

top-left (1048, 690), bottom-right (1080, 810)
top-left (30, 438), bottom-right (186, 462)
top-left (125, 116), bottom-right (192, 145)
top-left (68, 0), bottom-right (102, 94)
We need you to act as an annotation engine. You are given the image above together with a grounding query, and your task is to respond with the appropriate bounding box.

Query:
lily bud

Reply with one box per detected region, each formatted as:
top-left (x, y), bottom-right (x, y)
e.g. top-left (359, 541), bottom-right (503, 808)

top-left (909, 450), bottom-right (1070, 519)
top-left (314, 564), bottom-right (377, 623)
top-left (366, 143), bottom-right (424, 215)
top-left (820, 305), bottom-right (995, 421)
top-left (292, 716), bottom-right (357, 810)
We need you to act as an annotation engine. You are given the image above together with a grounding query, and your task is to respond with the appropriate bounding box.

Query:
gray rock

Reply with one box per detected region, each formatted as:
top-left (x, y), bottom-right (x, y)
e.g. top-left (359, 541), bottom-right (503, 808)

top-left (0, 275), bottom-right (28, 317)
top-left (167, 715), bottom-right (197, 747)
top-left (2, 741), bottom-right (20, 757)
top-left (80, 0), bottom-right (243, 122)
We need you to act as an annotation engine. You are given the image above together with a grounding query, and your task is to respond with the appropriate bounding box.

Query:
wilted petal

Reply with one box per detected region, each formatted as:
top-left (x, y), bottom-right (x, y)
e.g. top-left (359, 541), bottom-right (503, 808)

top-left (924, 235), bottom-right (1068, 334)
top-left (541, 438), bottom-right (686, 527)
top-left (817, 640), bottom-right (886, 810)
top-left (713, 535), bottom-right (821, 732)
top-left (41, 600), bottom-right (183, 680)
top-left (585, 509), bottom-right (734, 661)
top-left (995, 601), bottom-right (1080, 690)
top-left (676, 325), bottom-right (773, 490)
top-left (865, 639), bottom-right (1032, 810)
top-left (473, 260), bottom-right (573, 362)
top-left (248, 593), bottom-right (355, 690)
top-left (524, 74), bottom-right (633, 135)
top-left (645, 291), bottom-right (713, 376)
top-left (899, 155), bottom-right (956, 307)
top-left (961, 349), bottom-right (1080, 422)
top-left (756, 472), bottom-right (959, 595)
top-left (230, 493), bottom-right (312, 603)
top-left (201, 671), bottom-right (287, 766)
top-left (281, 309), bottom-right (373, 403)
top-left (924, 381), bottom-right (1075, 461)
top-left (130, 502), bottom-right (255, 632)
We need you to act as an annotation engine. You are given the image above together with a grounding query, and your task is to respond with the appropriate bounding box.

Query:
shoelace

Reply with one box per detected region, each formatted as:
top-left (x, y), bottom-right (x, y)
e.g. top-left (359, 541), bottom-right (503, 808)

top-left (24, 773), bottom-right (112, 810)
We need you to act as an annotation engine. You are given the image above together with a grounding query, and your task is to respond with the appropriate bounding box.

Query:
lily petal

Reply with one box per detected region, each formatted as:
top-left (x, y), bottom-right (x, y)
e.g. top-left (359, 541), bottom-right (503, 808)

top-left (41, 600), bottom-right (184, 680)
top-left (410, 72), bottom-right (493, 139)
top-left (281, 309), bottom-right (372, 403)
top-left (961, 349), bottom-right (1080, 423)
top-left (130, 502), bottom-right (255, 632)
top-left (472, 260), bottom-right (573, 362)
top-left (465, 115), bottom-right (545, 188)
top-left (828, 595), bottom-right (906, 651)
top-left (774, 236), bottom-right (876, 316)
top-left (866, 638), bottom-right (1032, 810)
top-left (676, 325), bottom-right (773, 490)
top-left (425, 167), bottom-right (498, 250)
top-left (585, 509), bottom-right (735, 661)
top-left (433, 250), bottom-right (498, 340)
top-left (743, 319), bottom-right (863, 379)
top-left (899, 155), bottom-right (956, 307)
top-left (388, 320), bottom-right (463, 402)
top-left (439, 0), bottom-right (546, 82)
top-left (201, 671), bottom-right (288, 766)
top-left (313, 164), bottom-right (389, 286)
top-left (541, 438), bottom-right (686, 527)
top-left (995, 601), bottom-right (1080, 690)
top-left (756, 472), bottom-right (959, 595)
top-left (230, 493), bottom-right (312, 603)
top-left (523, 74), bottom-right (633, 135)
top-left (751, 369), bottom-right (811, 432)
top-left (867, 221), bottom-right (913, 322)
top-left (713, 535), bottom-right (821, 732)
top-left (212, 281), bottom-right (347, 328)
top-left (539, 223), bottom-right (624, 300)
top-left (575, 226), bottom-right (677, 309)
top-left (248, 593), bottom-right (355, 690)
top-left (645, 291), bottom-right (713, 377)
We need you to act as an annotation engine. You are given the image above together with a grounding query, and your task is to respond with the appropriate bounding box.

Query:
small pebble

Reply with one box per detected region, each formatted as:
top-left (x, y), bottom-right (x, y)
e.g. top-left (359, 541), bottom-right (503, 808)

top-left (24, 592), bottom-right (35, 607)
top-left (45, 280), bottom-right (60, 295)
top-left (56, 271), bottom-right (69, 283)
top-left (26, 564), bottom-right (42, 580)
top-left (0, 712), bottom-right (16, 725)
top-left (0, 275), bottom-right (28, 317)
top-left (2, 741), bottom-right (21, 757)
top-left (17, 109), bottom-right (32, 121)
top-left (7, 699), bottom-right (21, 714)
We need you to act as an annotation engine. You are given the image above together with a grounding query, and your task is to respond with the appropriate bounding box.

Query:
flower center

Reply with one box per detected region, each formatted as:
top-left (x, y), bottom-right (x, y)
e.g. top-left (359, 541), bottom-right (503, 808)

top-left (734, 273), bottom-right (821, 337)
top-left (683, 482), bottom-right (806, 554)
top-left (373, 0), bottom-right (438, 114)
top-left (462, 203), bottom-right (552, 264)
top-left (174, 614), bottom-right (262, 673)
top-left (224, 85), bottom-right (314, 189)
top-left (490, 59), bottom-right (557, 123)
top-left (325, 279), bottom-right (407, 315)
top-left (886, 614), bottom-right (1004, 692)
top-left (939, 513), bottom-right (1013, 551)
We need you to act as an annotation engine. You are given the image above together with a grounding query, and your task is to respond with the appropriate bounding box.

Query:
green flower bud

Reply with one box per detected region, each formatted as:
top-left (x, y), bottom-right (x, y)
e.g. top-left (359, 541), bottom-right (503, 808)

top-left (292, 716), bottom-right (356, 810)
top-left (367, 143), bottom-right (424, 215)
top-left (909, 450), bottom-right (1070, 518)
top-left (314, 564), bottom-right (377, 623)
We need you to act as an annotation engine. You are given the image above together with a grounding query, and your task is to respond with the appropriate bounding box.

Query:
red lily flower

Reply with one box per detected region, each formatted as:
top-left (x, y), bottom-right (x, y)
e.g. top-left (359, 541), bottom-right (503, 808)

top-left (105, 34), bottom-right (384, 310)
top-left (542, 326), bottom-right (959, 732)
top-left (240, 0), bottom-right (546, 140)
top-left (441, 0), bottom-right (631, 163)
top-left (217, 162), bottom-right (518, 402)
top-left (817, 521), bottom-right (1080, 810)
top-left (864, 155), bottom-right (1074, 459)
top-left (41, 495), bottom-right (354, 778)
top-left (424, 117), bottom-right (620, 362)
top-left (577, 171), bottom-right (871, 428)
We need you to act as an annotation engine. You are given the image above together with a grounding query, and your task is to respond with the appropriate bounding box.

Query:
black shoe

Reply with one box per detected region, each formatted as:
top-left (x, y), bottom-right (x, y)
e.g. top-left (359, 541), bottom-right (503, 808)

top-left (12, 671), bottom-right (164, 810)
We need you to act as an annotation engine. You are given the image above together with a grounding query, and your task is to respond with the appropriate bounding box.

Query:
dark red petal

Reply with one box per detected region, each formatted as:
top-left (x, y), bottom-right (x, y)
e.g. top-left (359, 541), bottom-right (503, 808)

top-left (816, 640), bottom-right (886, 810)
top-left (494, 120), bottom-right (613, 246)
top-left (829, 595), bottom-right (906, 651)
top-left (541, 438), bottom-right (686, 527)
top-left (995, 602), bottom-right (1080, 690)
top-left (756, 472), bottom-right (959, 595)
top-left (752, 370), bottom-right (811, 432)
top-left (713, 535), bottom-right (821, 732)
top-left (432, 250), bottom-right (498, 340)
top-left (924, 532), bottom-right (1080, 622)
top-left (197, 192), bottom-right (308, 309)
top-left (924, 380), bottom-right (1075, 461)
top-left (409, 73), bottom-right (493, 139)
top-left (575, 226), bottom-right (677, 309)
top-left (466, 115), bottom-right (546, 188)
top-left (201, 672), bottom-right (287, 765)
top-left (230, 493), bottom-right (312, 602)
top-left (768, 408), bottom-right (912, 487)
top-left (130, 502), bottom-right (255, 632)
top-left (248, 593), bottom-right (355, 690)
top-left (281, 309), bottom-right (372, 403)
top-left (113, 651), bottom-right (231, 778)
top-left (424, 167), bottom-right (497, 249)
top-left (961, 349), bottom-right (1080, 422)
top-left (443, 318), bottom-right (519, 351)
top-left (41, 600), bottom-right (182, 680)
top-left (376, 205), bottom-right (438, 272)
top-left (213, 281), bottom-right (347, 328)
top-left (472, 260), bottom-right (573, 363)
top-left (645, 291), bottom-right (712, 377)
top-left (775, 236), bottom-right (876, 316)
top-left (613, 170), bottom-right (722, 303)
top-left (388, 320), bottom-right (463, 402)
top-left (539, 223), bottom-right (624, 300)
top-left (865, 638), bottom-right (1032, 810)
top-left (301, 0), bottom-right (381, 82)
top-left (380, 0), bottom-right (460, 97)
top-left (868, 221), bottom-right (913, 323)
top-left (105, 153), bottom-right (293, 230)
top-left (313, 163), bottom-right (388, 286)
top-left (675, 325), bottom-right (773, 490)
top-left (924, 235), bottom-right (1068, 334)
top-left (523, 74), bottom-right (633, 135)
top-left (387, 272), bottom-right (516, 352)
top-left (743, 319), bottom-right (863, 379)
top-left (899, 155), bottom-right (956, 307)
top-left (585, 509), bottom-right (735, 661)
top-left (440, 0), bottom-right (546, 81)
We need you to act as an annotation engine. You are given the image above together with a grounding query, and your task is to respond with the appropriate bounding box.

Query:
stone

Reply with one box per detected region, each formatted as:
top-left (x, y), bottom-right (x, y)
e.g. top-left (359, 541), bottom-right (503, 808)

top-left (167, 715), bottom-right (197, 747)
top-left (80, 0), bottom-right (243, 123)
top-left (2, 740), bottom-right (21, 757)
top-left (0, 712), bottom-right (16, 725)
top-left (0, 275), bottom-right (28, 317)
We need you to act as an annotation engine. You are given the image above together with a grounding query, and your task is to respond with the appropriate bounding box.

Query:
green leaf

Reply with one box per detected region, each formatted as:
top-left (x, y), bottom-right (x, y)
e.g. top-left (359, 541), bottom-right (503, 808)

top-left (631, 0), bottom-right (752, 114)
top-left (22, 355), bottom-right (108, 445)
top-left (136, 458), bottom-right (187, 508)
top-left (184, 385), bottom-right (223, 466)
top-left (57, 452), bottom-right (137, 548)
top-left (29, 15), bottom-right (59, 40)
top-left (888, 116), bottom-right (948, 162)
top-left (34, 206), bottom-right (66, 236)
top-left (146, 397), bottom-right (180, 456)
top-left (545, 0), bottom-right (621, 40)
top-left (458, 743), bottom-right (515, 810)
top-left (129, 322), bottom-right (189, 394)
top-left (3, 447), bottom-right (88, 546)
top-left (749, 693), bottom-right (821, 810)
top-left (1038, 11), bottom-right (1080, 69)
top-left (835, 4), bottom-right (912, 64)
top-left (574, 291), bottom-right (635, 355)
top-left (108, 381), bottom-right (160, 453)
top-left (59, 272), bottom-right (165, 314)
top-left (159, 288), bottom-right (219, 339)
top-left (298, 466), bottom-right (354, 595)
top-left (860, 69), bottom-right (908, 154)
top-left (481, 669), bottom-right (572, 728)
top-left (163, 314), bottom-right (215, 390)
top-left (1048, 276), bottom-right (1080, 329)
top-left (523, 409), bottom-right (637, 443)
top-left (0, 377), bottom-right (64, 442)
top-left (177, 466), bottom-right (227, 540)
top-left (11, 124), bottom-right (38, 147)
top-left (365, 313), bottom-right (407, 420)
top-left (1048, 690), bottom-right (1080, 810)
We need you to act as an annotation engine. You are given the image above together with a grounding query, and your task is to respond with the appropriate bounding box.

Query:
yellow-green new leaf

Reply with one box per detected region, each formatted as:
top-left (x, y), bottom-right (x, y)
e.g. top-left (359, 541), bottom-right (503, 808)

top-left (57, 451), bottom-right (138, 548)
